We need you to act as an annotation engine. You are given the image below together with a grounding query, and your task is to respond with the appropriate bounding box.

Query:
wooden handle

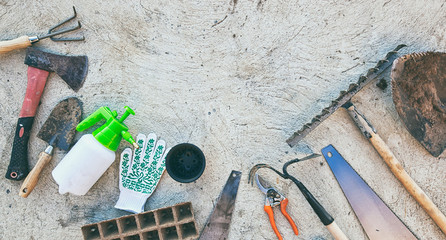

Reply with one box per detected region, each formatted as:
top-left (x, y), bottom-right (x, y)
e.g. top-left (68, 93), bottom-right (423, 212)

top-left (19, 151), bottom-right (52, 198)
top-left (347, 105), bottom-right (446, 235)
top-left (326, 221), bottom-right (349, 240)
top-left (369, 132), bottom-right (446, 234)
top-left (0, 36), bottom-right (32, 54)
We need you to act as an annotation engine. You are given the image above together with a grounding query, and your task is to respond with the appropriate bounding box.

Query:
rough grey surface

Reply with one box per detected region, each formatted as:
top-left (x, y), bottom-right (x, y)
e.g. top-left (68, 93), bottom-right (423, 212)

top-left (0, 1), bottom-right (445, 239)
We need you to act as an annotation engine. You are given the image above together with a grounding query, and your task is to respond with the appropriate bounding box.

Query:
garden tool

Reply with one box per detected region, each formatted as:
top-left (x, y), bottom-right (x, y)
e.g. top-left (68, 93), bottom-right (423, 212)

top-left (6, 47), bottom-right (88, 181)
top-left (249, 154), bottom-right (349, 240)
top-left (19, 97), bottom-right (82, 198)
top-left (287, 45), bottom-right (406, 147)
top-left (254, 173), bottom-right (298, 240)
top-left (116, 133), bottom-right (170, 213)
top-left (200, 170), bottom-right (241, 240)
top-left (0, 6), bottom-right (84, 54)
top-left (286, 45), bottom-right (446, 235)
top-left (322, 145), bottom-right (417, 240)
top-left (391, 52), bottom-right (446, 157)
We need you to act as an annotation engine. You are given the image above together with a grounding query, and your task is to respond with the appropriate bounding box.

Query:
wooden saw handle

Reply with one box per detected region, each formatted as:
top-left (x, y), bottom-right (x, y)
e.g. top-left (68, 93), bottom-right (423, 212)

top-left (326, 221), bottom-right (349, 240)
top-left (346, 104), bottom-right (446, 235)
top-left (19, 151), bottom-right (53, 198)
top-left (0, 36), bottom-right (32, 54)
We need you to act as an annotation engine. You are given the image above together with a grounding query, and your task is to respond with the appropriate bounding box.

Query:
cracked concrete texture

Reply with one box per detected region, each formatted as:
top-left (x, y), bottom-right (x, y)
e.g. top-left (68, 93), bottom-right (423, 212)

top-left (0, 0), bottom-right (445, 239)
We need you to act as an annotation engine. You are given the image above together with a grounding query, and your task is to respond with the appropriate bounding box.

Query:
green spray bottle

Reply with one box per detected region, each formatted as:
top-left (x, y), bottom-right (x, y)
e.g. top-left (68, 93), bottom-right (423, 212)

top-left (52, 106), bottom-right (138, 195)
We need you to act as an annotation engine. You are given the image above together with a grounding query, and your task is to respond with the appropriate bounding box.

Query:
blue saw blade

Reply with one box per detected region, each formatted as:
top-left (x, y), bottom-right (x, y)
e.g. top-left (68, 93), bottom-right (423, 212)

top-left (322, 144), bottom-right (417, 240)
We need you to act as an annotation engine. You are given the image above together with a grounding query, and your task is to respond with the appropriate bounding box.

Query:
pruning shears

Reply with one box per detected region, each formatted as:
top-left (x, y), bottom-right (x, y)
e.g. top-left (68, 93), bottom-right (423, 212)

top-left (255, 173), bottom-right (299, 240)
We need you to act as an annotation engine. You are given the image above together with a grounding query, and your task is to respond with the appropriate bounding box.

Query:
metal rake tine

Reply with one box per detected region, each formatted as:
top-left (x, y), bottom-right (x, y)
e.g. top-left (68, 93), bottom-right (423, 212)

top-left (47, 6), bottom-right (85, 41)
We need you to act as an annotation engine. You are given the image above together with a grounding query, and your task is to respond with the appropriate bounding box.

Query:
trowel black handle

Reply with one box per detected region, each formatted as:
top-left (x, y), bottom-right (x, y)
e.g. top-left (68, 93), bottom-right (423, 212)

top-left (6, 117), bottom-right (34, 180)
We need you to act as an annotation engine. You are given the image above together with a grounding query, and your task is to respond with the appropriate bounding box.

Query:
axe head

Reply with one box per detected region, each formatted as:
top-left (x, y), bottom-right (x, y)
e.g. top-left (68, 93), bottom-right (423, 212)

top-left (24, 47), bottom-right (88, 92)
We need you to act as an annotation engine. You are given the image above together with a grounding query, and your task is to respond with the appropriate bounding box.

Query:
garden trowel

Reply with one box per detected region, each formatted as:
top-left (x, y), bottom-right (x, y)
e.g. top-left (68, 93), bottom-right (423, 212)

top-left (19, 97), bottom-right (82, 197)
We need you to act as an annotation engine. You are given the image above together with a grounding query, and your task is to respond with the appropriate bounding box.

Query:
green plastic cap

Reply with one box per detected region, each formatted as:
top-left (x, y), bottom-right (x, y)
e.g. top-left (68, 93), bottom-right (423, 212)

top-left (76, 106), bottom-right (137, 151)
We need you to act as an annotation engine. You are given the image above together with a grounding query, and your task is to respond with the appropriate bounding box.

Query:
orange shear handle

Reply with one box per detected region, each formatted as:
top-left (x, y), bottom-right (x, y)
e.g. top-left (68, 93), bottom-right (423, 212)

top-left (264, 205), bottom-right (283, 240)
top-left (280, 198), bottom-right (299, 236)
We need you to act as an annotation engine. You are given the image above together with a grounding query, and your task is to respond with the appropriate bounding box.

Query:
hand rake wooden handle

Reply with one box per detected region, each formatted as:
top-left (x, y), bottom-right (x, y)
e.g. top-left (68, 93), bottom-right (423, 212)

top-left (0, 36), bottom-right (34, 54)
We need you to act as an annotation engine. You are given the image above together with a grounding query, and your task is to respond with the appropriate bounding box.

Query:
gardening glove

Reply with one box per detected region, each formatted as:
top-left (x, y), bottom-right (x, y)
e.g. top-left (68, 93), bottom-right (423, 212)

top-left (115, 133), bottom-right (169, 213)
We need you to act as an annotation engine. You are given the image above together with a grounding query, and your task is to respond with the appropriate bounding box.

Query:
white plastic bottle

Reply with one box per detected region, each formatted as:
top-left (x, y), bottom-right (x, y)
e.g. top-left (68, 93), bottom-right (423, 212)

top-left (52, 106), bottom-right (138, 195)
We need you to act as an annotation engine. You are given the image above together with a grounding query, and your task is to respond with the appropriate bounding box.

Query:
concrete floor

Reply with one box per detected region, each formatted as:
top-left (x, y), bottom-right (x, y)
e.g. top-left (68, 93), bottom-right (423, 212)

top-left (0, 1), bottom-right (445, 239)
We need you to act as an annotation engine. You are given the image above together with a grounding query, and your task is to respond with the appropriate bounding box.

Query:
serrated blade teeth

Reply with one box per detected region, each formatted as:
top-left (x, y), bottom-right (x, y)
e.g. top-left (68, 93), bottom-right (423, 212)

top-left (287, 45), bottom-right (406, 147)
top-left (367, 68), bottom-right (377, 75)
top-left (357, 76), bottom-right (367, 83)
top-left (348, 83), bottom-right (358, 91)
top-left (312, 115), bottom-right (322, 122)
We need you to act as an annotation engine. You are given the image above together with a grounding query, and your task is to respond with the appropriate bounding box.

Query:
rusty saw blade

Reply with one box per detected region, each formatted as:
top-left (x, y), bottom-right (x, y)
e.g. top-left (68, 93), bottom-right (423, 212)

top-left (199, 170), bottom-right (241, 240)
top-left (287, 45), bottom-right (406, 147)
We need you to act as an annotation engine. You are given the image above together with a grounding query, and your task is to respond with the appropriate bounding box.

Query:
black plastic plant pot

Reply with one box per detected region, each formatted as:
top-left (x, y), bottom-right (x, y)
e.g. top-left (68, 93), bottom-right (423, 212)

top-left (165, 143), bottom-right (206, 183)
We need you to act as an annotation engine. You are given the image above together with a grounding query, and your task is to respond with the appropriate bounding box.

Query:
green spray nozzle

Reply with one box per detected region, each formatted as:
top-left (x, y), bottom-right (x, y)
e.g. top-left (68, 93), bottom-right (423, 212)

top-left (76, 106), bottom-right (138, 151)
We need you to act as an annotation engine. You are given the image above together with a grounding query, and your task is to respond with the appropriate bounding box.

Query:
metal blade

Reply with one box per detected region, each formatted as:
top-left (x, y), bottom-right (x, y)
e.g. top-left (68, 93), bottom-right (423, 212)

top-left (255, 173), bottom-right (272, 194)
top-left (321, 145), bottom-right (417, 240)
top-left (391, 52), bottom-right (446, 157)
top-left (287, 45), bottom-right (406, 147)
top-left (24, 47), bottom-right (88, 92)
top-left (199, 170), bottom-right (242, 240)
top-left (37, 97), bottom-right (83, 150)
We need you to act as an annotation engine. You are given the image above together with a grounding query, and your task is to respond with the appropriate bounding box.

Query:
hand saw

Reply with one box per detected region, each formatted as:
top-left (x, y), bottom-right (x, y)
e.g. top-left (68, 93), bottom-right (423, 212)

top-left (286, 45), bottom-right (446, 235)
top-left (322, 145), bottom-right (417, 240)
top-left (199, 170), bottom-right (241, 240)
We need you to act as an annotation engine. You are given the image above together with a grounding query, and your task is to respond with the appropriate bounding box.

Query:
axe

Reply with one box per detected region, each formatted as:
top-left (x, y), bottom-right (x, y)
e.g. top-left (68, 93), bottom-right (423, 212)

top-left (6, 47), bottom-right (88, 181)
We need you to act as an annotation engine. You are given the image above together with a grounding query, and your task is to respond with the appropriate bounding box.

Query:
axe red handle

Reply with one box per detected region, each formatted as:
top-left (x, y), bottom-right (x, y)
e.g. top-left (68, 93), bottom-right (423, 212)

top-left (6, 67), bottom-right (49, 181)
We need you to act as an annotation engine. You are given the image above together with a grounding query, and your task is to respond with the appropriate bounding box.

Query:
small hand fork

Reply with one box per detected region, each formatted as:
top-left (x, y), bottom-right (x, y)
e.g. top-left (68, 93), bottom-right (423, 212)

top-left (0, 6), bottom-right (84, 54)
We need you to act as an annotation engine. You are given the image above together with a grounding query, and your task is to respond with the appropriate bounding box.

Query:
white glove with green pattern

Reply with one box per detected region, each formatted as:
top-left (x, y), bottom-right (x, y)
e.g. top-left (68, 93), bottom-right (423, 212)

top-left (115, 133), bottom-right (169, 213)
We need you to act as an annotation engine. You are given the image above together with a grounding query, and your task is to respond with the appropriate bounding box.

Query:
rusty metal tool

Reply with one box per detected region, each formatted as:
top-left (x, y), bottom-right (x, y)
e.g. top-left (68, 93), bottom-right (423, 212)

top-left (287, 45), bottom-right (406, 147)
top-left (322, 145), bottom-right (417, 240)
top-left (254, 173), bottom-right (298, 240)
top-left (0, 6), bottom-right (84, 54)
top-left (199, 170), bottom-right (241, 240)
top-left (19, 97), bottom-right (82, 198)
top-left (391, 52), bottom-right (446, 157)
top-left (249, 155), bottom-right (349, 240)
top-left (6, 47), bottom-right (88, 181)
top-left (285, 45), bottom-right (446, 235)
